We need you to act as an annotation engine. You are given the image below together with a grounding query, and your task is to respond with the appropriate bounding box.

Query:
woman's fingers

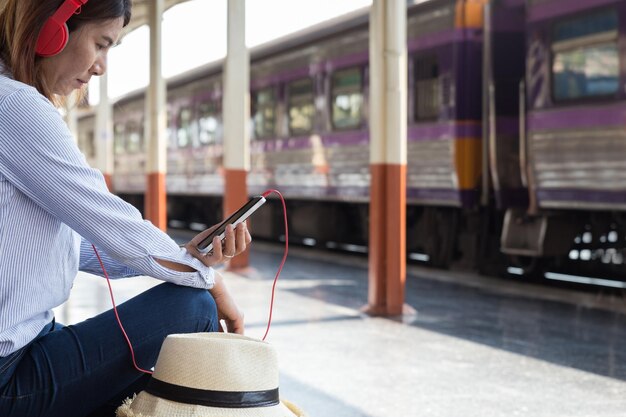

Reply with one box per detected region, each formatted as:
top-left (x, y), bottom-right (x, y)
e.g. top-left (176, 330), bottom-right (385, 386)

top-left (210, 273), bottom-right (245, 334)
top-left (222, 224), bottom-right (236, 257)
top-left (235, 222), bottom-right (249, 254)
top-left (184, 221), bottom-right (251, 266)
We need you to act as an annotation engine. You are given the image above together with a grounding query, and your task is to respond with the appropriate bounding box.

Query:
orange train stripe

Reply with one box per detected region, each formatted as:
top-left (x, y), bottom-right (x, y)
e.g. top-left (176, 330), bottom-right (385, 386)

top-left (455, 0), bottom-right (487, 29)
top-left (146, 172), bottom-right (167, 232)
top-left (454, 137), bottom-right (482, 190)
top-left (368, 163), bottom-right (406, 316)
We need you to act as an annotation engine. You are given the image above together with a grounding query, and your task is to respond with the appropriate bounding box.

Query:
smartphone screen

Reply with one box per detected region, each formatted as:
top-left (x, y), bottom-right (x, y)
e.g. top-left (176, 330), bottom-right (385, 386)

top-left (197, 196), bottom-right (266, 253)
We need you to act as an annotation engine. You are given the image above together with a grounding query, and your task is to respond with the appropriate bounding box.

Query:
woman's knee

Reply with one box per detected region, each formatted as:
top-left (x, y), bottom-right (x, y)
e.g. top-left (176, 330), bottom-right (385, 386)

top-left (149, 283), bottom-right (218, 333)
top-left (184, 286), bottom-right (217, 328)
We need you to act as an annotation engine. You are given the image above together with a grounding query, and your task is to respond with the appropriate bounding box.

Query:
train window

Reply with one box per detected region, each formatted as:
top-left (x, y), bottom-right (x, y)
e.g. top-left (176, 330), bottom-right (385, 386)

top-left (414, 55), bottom-right (440, 121)
top-left (331, 68), bottom-right (363, 130)
top-left (126, 121), bottom-right (142, 154)
top-left (114, 123), bottom-right (125, 155)
top-left (552, 10), bottom-right (619, 102)
top-left (198, 101), bottom-right (221, 145)
top-left (287, 78), bottom-right (315, 136)
top-left (252, 88), bottom-right (276, 139)
top-left (177, 107), bottom-right (193, 148)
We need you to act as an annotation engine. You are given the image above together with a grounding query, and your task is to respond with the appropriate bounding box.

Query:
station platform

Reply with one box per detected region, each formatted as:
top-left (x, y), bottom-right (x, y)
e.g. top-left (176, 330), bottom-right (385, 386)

top-left (54, 237), bottom-right (626, 417)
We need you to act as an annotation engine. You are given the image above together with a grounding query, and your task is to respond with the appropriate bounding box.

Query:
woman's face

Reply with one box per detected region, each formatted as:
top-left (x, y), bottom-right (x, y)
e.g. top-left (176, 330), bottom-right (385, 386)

top-left (40, 17), bottom-right (124, 96)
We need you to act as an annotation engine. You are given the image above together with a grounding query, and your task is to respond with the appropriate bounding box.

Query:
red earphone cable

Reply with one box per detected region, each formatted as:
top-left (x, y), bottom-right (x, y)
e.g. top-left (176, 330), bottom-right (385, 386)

top-left (91, 244), bottom-right (153, 375)
top-left (260, 189), bottom-right (289, 341)
top-left (92, 189), bottom-right (287, 372)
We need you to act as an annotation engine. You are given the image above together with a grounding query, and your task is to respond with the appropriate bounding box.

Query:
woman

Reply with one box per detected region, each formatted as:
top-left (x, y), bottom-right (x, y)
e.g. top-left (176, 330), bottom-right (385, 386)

top-left (0, 1), bottom-right (248, 416)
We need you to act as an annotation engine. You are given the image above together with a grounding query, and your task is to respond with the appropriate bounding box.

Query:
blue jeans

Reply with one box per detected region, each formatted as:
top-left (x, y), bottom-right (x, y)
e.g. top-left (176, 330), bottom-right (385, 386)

top-left (0, 283), bottom-right (218, 417)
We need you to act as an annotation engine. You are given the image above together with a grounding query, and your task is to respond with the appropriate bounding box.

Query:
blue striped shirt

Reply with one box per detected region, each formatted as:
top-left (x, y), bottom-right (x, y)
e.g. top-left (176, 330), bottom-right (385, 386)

top-left (0, 66), bottom-right (215, 357)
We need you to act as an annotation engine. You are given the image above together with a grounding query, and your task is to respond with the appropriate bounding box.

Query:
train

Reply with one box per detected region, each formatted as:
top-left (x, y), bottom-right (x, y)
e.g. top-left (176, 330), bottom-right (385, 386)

top-left (76, 0), bottom-right (626, 283)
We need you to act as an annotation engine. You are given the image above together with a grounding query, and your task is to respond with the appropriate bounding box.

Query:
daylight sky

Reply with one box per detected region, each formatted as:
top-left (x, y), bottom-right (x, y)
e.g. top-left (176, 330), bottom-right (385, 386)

top-left (90, 0), bottom-right (373, 102)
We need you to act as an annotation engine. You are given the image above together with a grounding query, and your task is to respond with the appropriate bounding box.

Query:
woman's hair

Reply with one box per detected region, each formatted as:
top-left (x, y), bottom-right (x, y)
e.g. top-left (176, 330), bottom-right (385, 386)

top-left (0, 0), bottom-right (132, 101)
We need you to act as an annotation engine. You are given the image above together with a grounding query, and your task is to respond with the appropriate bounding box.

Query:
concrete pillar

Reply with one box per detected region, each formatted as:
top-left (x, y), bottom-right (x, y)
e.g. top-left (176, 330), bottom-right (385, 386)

top-left (95, 73), bottom-right (114, 191)
top-left (367, 0), bottom-right (408, 316)
top-left (223, 0), bottom-right (250, 269)
top-left (145, 0), bottom-right (167, 230)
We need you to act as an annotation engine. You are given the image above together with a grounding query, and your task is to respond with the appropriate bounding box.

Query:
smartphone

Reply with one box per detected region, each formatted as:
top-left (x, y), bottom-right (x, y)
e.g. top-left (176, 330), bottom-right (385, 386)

top-left (197, 195), bottom-right (266, 254)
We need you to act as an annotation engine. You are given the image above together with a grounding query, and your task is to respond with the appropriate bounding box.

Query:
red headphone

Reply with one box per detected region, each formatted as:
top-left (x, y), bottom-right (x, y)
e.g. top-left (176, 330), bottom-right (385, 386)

top-left (36, 0), bottom-right (89, 57)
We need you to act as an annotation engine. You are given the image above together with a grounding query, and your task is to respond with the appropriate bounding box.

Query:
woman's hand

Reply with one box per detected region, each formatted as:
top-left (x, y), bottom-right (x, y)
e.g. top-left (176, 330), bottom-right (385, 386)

top-left (210, 271), bottom-right (244, 334)
top-left (185, 221), bottom-right (252, 267)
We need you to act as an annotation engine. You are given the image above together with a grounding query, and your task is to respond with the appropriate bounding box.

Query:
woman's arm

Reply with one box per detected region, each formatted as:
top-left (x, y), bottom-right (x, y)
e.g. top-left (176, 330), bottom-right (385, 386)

top-left (79, 238), bottom-right (141, 278)
top-left (0, 86), bottom-right (219, 289)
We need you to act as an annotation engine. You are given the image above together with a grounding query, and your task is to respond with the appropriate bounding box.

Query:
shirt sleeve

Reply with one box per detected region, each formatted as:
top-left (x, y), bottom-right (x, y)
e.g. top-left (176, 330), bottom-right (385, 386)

top-left (0, 86), bottom-right (215, 289)
top-left (79, 237), bottom-right (141, 279)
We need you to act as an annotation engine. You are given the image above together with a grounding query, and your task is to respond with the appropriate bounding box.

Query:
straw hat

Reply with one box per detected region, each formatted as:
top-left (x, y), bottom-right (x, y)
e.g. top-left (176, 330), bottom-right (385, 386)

top-left (116, 333), bottom-right (306, 417)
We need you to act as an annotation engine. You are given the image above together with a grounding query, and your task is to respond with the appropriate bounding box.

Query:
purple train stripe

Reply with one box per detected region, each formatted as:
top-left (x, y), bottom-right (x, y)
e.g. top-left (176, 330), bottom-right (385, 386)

top-left (250, 130), bottom-right (370, 153)
top-left (407, 28), bottom-right (482, 53)
top-left (459, 189), bottom-right (479, 207)
top-left (321, 130), bottom-right (369, 147)
top-left (537, 189), bottom-right (626, 205)
top-left (528, 103), bottom-right (626, 131)
top-left (250, 121), bottom-right (483, 153)
top-left (528, 0), bottom-right (620, 22)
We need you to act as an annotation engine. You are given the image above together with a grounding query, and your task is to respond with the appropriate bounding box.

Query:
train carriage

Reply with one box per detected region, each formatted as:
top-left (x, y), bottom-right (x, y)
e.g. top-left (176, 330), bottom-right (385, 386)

top-left (82, 0), bottom-right (501, 265)
top-left (502, 0), bottom-right (626, 278)
top-left (526, 0), bottom-right (626, 212)
top-left (75, 0), bottom-right (626, 282)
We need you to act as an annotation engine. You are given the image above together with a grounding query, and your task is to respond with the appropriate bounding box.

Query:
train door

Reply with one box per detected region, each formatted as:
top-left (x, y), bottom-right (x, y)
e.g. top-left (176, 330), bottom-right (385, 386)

top-left (483, 0), bottom-right (527, 210)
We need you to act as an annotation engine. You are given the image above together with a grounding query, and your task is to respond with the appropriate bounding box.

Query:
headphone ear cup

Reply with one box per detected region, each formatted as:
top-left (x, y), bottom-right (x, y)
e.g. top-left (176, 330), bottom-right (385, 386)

top-left (36, 21), bottom-right (69, 57)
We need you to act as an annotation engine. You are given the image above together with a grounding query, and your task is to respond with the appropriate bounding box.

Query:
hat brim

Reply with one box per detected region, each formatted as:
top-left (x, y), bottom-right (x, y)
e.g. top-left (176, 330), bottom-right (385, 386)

top-left (116, 392), bottom-right (306, 417)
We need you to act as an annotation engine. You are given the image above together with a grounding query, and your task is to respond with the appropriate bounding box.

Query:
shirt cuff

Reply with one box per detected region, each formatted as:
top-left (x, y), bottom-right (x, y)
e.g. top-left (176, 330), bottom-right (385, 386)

top-left (150, 248), bottom-right (216, 289)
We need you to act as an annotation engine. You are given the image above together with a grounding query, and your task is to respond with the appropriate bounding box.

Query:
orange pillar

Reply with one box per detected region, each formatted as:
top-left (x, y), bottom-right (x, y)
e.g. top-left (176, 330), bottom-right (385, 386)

top-left (224, 169), bottom-right (249, 269)
top-left (103, 174), bottom-right (113, 192)
top-left (144, 0), bottom-right (167, 231)
top-left (146, 173), bottom-right (167, 229)
top-left (369, 165), bottom-right (407, 315)
top-left (366, 0), bottom-right (408, 316)
top-left (223, 0), bottom-right (250, 269)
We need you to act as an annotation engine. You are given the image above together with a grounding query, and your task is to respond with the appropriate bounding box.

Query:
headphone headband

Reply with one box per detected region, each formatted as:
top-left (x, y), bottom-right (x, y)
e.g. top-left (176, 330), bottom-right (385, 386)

top-left (36, 0), bottom-right (90, 57)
